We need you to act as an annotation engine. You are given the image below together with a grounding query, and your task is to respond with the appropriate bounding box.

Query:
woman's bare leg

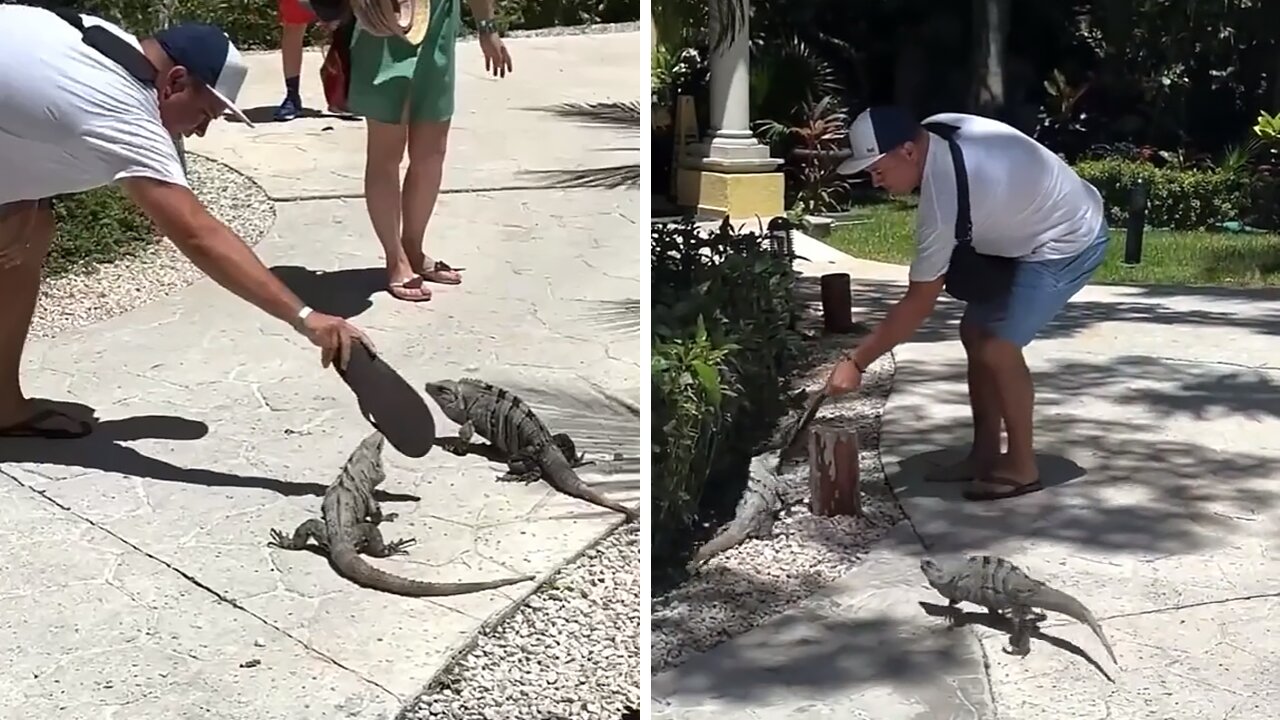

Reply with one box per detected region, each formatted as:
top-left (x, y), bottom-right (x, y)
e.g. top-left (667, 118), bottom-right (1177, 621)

top-left (402, 119), bottom-right (460, 284)
top-left (365, 117), bottom-right (430, 300)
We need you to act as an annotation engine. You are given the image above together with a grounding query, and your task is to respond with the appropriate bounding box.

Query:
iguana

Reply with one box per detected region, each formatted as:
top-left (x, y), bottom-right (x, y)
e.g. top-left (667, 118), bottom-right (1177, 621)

top-left (423, 378), bottom-right (640, 521)
top-left (920, 554), bottom-right (1118, 666)
top-left (268, 431), bottom-right (536, 597)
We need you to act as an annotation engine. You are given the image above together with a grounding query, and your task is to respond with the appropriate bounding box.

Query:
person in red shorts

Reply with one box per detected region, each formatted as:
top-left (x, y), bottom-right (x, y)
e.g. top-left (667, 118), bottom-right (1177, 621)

top-left (275, 0), bottom-right (316, 121)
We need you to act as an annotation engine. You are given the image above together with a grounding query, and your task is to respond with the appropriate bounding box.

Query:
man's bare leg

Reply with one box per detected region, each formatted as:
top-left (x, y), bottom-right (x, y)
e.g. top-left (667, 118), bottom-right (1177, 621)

top-left (925, 315), bottom-right (1003, 481)
top-left (984, 336), bottom-right (1038, 484)
top-left (0, 201), bottom-right (86, 434)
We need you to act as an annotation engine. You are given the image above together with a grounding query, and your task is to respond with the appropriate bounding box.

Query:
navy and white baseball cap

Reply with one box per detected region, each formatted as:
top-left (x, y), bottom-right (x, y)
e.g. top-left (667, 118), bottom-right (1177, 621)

top-left (837, 106), bottom-right (920, 175)
top-left (154, 22), bottom-right (252, 127)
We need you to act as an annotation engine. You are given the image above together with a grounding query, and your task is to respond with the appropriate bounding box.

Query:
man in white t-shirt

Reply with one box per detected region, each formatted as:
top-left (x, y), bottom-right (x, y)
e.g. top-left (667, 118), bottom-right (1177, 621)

top-left (824, 106), bottom-right (1109, 502)
top-left (0, 5), bottom-right (371, 439)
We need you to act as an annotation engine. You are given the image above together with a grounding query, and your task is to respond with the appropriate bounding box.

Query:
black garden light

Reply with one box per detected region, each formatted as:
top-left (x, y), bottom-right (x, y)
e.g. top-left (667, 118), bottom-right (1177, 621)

top-left (1123, 178), bottom-right (1149, 266)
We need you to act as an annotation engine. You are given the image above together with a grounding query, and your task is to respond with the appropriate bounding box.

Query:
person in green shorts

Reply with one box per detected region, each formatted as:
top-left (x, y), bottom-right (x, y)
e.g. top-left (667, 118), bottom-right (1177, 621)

top-left (346, 0), bottom-right (513, 302)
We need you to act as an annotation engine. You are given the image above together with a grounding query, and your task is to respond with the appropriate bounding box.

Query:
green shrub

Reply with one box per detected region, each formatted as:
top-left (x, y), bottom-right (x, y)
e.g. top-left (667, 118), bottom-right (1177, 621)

top-left (651, 219), bottom-right (803, 583)
top-left (1074, 157), bottom-right (1251, 230)
top-left (76, 0), bottom-right (639, 50)
top-left (47, 187), bottom-right (156, 279)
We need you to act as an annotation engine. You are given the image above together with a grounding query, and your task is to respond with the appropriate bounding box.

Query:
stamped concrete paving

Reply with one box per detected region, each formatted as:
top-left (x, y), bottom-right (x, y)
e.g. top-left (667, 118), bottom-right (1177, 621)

top-left (0, 33), bottom-right (639, 719)
top-left (653, 232), bottom-right (1280, 719)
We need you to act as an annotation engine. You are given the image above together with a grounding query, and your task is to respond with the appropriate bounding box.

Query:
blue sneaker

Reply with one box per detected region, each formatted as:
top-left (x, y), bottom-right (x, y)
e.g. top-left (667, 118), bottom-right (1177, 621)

top-left (273, 94), bottom-right (302, 122)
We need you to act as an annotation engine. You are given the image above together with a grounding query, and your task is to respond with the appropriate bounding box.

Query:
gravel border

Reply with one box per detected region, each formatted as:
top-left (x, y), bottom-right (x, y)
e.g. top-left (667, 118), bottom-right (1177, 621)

top-left (651, 335), bottom-right (905, 674)
top-left (399, 523), bottom-right (640, 720)
top-left (31, 152), bottom-right (275, 339)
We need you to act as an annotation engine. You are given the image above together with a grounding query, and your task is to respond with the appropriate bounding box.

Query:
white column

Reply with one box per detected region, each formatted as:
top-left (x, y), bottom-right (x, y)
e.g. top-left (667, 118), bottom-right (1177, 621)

top-left (690, 0), bottom-right (780, 173)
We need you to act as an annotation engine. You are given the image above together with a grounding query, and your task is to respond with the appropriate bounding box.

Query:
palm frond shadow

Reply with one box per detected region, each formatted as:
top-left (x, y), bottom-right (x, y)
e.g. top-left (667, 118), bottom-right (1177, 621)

top-left (487, 376), bottom-right (641, 478)
top-left (520, 164), bottom-right (641, 189)
top-left (526, 100), bottom-right (641, 129)
top-left (519, 100), bottom-right (639, 190)
top-left (577, 298), bottom-right (641, 335)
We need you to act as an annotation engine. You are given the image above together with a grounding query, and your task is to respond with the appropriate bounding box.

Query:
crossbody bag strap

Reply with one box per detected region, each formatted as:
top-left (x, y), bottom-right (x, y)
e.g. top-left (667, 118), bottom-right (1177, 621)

top-left (920, 121), bottom-right (973, 247)
top-left (47, 6), bottom-right (159, 87)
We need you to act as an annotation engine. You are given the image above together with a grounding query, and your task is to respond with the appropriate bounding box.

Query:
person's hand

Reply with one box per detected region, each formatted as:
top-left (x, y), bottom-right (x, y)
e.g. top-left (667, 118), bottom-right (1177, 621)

top-left (479, 31), bottom-right (512, 78)
top-left (825, 354), bottom-right (864, 397)
top-left (298, 311), bottom-right (375, 370)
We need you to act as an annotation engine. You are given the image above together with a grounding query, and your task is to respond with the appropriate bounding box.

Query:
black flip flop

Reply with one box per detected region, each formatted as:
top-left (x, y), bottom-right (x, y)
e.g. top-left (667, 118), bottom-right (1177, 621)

top-left (0, 408), bottom-right (93, 439)
top-left (418, 259), bottom-right (464, 285)
top-left (962, 475), bottom-right (1044, 502)
top-left (334, 341), bottom-right (435, 458)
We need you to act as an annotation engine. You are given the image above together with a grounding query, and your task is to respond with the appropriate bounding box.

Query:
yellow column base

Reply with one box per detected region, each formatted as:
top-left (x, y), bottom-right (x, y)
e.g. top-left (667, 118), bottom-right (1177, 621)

top-left (675, 168), bottom-right (785, 220)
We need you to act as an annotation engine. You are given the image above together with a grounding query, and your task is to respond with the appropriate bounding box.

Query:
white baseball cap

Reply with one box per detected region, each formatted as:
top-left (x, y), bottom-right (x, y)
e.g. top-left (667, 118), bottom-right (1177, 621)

top-left (837, 106), bottom-right (920, 175)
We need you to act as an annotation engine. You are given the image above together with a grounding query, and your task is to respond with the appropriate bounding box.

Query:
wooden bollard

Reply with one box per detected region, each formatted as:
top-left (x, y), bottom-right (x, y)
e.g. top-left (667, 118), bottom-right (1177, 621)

top-left (819, 273), bottom-right (855, 333)
top-left (808, 426), bottom-right (861, 517)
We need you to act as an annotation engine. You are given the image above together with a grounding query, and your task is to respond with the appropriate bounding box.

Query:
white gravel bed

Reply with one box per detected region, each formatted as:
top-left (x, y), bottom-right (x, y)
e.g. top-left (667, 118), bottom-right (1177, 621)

top-left (651, 350), bottom-right (905, 674)
top-left (31, 152), bottom-right (274, 339)
top-left (400, 523), bottom-right (640, 720)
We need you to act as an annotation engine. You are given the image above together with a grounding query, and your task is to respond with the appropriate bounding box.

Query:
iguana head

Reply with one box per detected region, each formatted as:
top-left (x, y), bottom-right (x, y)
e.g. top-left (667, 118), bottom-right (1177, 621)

top-left (919, 555), bottom-right (965, 592)
top-left (423, 380), bottom-right (467, 420)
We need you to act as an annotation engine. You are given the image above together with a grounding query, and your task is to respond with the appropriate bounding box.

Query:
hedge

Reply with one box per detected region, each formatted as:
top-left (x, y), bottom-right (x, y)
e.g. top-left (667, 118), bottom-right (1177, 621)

top-left (47, 187), bottom-right (157, 279)
top-left (1073, 157), bottom-right (1273, 231)
top-left (69, 0), bottom-right (639, 50)
top-left (651, 219), bottom-right (803, 584)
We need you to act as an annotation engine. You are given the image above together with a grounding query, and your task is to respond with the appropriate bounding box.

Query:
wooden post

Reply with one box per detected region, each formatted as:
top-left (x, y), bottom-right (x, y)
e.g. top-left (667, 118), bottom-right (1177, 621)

top-left (808, 426), bottom-right (861, 517)
top-left (820, 273), bottom-right (855, 333)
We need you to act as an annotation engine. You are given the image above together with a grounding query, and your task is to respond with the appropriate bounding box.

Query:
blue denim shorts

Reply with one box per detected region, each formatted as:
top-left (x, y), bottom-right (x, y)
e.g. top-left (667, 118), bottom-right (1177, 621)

top-left (963, 227), bottom-right (1109, 347)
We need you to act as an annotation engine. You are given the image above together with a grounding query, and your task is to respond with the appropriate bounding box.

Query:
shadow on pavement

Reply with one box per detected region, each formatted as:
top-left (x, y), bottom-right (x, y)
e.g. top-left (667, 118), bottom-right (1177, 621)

top-left (656, 567), bottom-right (982, 702)
top-left (271, 264), bottom-right (386, 319)
top-left (796, 275), bottom-right (1280, 344)
top-left (861, 354), bottom-right (1280, 557)
top-left (0, 400), bottom-right (420, 501)
top-left (895, 449), bottom-right (1088, 498)
top-left (575, 297), bottom-right (641, 335)
top-left (229, 105), bottom-right (363, 125)
top-left (917, 602), bottom-right (1114, 683)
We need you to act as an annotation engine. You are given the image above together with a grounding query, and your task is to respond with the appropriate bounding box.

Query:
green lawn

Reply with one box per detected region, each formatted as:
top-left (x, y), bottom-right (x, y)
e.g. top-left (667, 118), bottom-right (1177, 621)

top-left (824, 199), bottom-right (1280, 287)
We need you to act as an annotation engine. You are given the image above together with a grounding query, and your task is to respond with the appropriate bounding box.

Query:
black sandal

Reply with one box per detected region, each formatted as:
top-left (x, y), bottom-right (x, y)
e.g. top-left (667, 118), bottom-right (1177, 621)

top-left (334, 341), bottom-right (436, 458)
top-left (418, 259), bottom-right (464, 285)
top-left (962, 475), bottom-right (1044, 502)
top-left (0, 408), bottom-right (93, 439)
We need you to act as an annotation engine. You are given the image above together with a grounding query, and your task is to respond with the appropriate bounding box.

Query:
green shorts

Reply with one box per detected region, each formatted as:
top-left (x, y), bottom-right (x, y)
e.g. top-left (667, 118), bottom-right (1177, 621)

top-left (346, 0), bottom-right (460, 124)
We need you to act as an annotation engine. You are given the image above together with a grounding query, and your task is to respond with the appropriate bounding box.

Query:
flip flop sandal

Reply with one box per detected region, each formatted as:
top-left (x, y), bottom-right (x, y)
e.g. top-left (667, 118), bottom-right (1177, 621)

top-left (0, 408), bottom-right (93, 439)
top-left (418, 259), bottom-right (464, 285)
top-left (962, 475), bottom-right (1044, 502)
top-left (387, 276), bottom-right (433, 302)
top-left (334, 341), bottom-right (436, 458)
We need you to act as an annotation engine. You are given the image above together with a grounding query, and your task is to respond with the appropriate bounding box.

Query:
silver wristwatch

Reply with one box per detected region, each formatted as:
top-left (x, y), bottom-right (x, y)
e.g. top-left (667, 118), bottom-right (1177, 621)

top-left (475, 18), bottom-right (498, 34)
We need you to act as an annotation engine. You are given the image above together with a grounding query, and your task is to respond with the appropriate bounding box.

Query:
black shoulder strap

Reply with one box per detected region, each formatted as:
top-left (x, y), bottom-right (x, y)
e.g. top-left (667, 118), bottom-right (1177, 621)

top-left (47, 7), bottom-right (158, 87)
top-left (920, 121), bottom-right (973, 247)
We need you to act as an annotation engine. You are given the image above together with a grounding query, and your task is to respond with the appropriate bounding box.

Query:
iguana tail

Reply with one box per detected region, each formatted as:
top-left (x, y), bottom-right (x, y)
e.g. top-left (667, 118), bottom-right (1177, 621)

top-left (1029, 584), bottom-right (1119, 666)
top-left (540, 446), bottom-right (639, 521)
top-left (331, 548), bottom-right (534, 597)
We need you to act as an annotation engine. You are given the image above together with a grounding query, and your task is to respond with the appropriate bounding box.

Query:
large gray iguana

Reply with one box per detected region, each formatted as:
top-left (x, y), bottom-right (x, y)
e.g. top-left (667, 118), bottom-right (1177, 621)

top-left (423, 378), bottom-right (639, 521)
top-left (268, 431), bottom-right (535, 597)
top-left (920, 554), bottom-right (1118, 666)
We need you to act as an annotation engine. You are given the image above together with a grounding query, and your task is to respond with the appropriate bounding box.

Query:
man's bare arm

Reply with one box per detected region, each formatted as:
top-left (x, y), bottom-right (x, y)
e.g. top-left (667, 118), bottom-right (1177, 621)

top-left (121, 177), bottom-right (306, 327)
top-left (848, 276), bottom-right (946, 368)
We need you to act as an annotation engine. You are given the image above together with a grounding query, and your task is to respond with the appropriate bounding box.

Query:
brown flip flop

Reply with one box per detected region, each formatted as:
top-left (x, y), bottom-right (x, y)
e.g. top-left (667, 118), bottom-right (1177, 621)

top-left (962, 475), bottom-right (1044, 502)
top-left (334, 341), bottom-right (436, 458)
